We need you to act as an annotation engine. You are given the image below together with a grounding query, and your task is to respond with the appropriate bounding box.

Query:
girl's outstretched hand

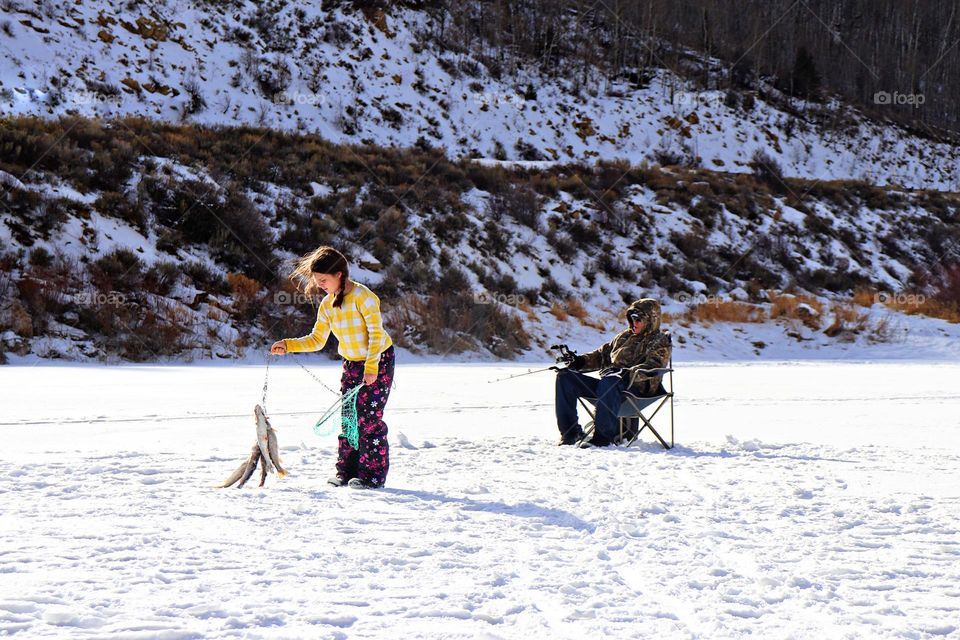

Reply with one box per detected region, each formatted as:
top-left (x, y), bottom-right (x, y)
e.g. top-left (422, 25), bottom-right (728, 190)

top-left (270, 340), bottom-right (287, 355)
top-left (363, 372), bottom-right (377, 385)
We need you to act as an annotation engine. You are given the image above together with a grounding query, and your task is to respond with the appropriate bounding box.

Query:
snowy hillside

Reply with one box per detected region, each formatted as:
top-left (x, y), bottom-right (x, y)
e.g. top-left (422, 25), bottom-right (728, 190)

top-left (2, 2), bottom-right (960, 364)
top-left (2, 0), bottom-right (960, 190)
top-left (2, 113), bottom-right (960, 363)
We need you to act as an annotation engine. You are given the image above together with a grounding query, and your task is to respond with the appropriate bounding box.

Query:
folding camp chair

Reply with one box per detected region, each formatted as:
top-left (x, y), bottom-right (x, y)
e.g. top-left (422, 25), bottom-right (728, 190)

top-left (578, 341), bottom-right (675, 449)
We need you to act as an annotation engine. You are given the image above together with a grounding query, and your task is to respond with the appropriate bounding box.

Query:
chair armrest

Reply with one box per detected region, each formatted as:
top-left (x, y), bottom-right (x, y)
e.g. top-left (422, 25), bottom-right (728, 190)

top-left (626, 367), bottom-right (673, 390)
top-left (632, 367), bottom-right (673, 377)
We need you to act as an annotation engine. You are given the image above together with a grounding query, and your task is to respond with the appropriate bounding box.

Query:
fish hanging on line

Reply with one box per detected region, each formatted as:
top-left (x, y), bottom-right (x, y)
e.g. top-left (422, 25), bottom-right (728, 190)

top-left (219, 404), bottom-right (288, 488)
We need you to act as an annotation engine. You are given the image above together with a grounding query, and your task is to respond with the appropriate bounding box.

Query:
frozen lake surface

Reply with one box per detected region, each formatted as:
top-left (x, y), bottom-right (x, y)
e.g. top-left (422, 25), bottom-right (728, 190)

top-left (2, 360), bottom-right (959, 638)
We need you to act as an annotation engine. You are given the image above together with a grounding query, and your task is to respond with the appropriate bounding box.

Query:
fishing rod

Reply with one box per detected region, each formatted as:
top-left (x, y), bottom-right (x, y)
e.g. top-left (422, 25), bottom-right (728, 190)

top-left (487, 364), bottom-right (559, 383)
top-left (487, 344), bottom-right (579, 383)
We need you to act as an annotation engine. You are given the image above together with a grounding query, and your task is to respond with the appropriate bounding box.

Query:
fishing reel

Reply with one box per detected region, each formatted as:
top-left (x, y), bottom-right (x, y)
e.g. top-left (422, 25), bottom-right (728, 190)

top-left (550, 343), bottom-right (578, 366)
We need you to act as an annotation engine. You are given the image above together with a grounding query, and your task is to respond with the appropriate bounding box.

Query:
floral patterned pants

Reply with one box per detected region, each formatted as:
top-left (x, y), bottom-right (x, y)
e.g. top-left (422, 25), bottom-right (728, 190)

top-left (335, 346), bottom-right (395, 487)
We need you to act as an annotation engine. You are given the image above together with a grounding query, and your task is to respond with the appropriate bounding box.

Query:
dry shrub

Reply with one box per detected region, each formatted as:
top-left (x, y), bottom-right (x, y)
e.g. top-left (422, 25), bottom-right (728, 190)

top-left (386, 292), bottom-right (529, 358)
top-left (926, 264), bottom-right (960, 323)
top-left (545, 297), bottom-right (599, 326)
top-left (375, 206), bottom-right (407, 238)
top-left (183, 261), bottom-right (229, 295)
top-left (549, 301), bottom-right (568, 321)
top-left (685, 301), bottom-right (766, 324)
top-left (660, 311), bottom-right (679, 326)
top-left (143, 261), bottom-right (180, 296)
top-left (847, 285), bottom-right (959, 323)
top-left (885, 296), bottom-right (960, 323)
top-left (868, 315), bottom-right (896, 343)
top-left (15, 275), bottom-right (66, 334)
top-left (567, 297), bottom-right (605, 329)
top-left (567, 298), bottom-right (589, 322)
top-left (634, 164), bottom-right (683, 192)
top-left (847, 265), bottom-right (960, 323)
top-left (89, 248), bottom-right (143, 293)
top-left (517, 298), bottom-right (537, 322)
top-left (750, 149), bottom-right (784, 192)
top-left (489, 183), bottom-right (540, 229)
top-left (823, 301), bottom-right (869, 337)
top-left (5, 300), bottom-right (34, 337)
top-left (850, 287), bottom-right (876, 307)
top-left (227, 272), bottom-right (260, 317)
top-left (768, 291), bottom-right (824, 329)
top-left (94, 191), bottom-right (146, 232)
top-left (121, 304), bottom-right (192, 361)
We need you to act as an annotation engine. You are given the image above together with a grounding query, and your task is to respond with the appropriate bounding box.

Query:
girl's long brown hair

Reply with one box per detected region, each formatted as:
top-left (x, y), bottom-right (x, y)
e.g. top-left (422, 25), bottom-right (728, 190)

top-left (290, 246), bottom-right (350, 307)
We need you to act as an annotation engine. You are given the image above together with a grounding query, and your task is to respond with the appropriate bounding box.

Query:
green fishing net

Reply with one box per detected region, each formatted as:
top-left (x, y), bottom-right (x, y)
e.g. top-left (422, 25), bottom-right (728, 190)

top-left (313, 385), bottom-right (362, 448)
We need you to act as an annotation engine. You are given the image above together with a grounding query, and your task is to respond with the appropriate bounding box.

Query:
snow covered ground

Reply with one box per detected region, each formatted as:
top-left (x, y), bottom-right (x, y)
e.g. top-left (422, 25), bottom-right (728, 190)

top-left (3, 360), bottom-right (960, 638)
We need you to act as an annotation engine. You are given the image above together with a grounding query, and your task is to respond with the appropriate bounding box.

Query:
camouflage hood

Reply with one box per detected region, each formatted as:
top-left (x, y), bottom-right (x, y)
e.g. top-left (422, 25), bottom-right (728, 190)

top-left (578, 297), bottom-right (671, 396)
top-left (626, 298), bottom-right (661, 335)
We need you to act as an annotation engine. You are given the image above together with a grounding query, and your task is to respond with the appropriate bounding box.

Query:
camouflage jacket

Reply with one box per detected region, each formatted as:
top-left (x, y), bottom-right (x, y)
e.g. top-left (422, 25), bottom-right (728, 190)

top-left (579, 298), bottom-right (672, 396)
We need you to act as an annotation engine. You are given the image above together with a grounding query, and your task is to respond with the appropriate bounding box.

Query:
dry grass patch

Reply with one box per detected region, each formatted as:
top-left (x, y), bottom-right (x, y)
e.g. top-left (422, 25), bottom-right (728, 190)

top-left (549, 301), bottom-right (568, 322)
top-left (674, 300), bottom-right (766, 325)
top-left (850, 287), bottom-right (876, 307)
top-left (548, 298), bottom-right (607, 329)
top-left (768, 291), bottom-right (823, 329)
top-left (885, 297), bottom-right (960, 323)
top-left (849, 287), bottom-right (960, 323)
top-left (568, 298), bottom-right (606, 330)
top-left (823, 301), bottom-right (870, 337)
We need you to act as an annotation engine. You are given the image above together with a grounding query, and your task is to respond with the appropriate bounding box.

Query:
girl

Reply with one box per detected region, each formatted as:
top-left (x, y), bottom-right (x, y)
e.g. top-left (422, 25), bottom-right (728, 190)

top-left (271, 246), bottom-right (395, 489)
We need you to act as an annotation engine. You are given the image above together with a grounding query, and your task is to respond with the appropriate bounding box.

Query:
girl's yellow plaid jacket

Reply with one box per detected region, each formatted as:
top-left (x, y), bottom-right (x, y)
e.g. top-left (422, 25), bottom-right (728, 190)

top-left (283, 282), bottom-right (393, 375)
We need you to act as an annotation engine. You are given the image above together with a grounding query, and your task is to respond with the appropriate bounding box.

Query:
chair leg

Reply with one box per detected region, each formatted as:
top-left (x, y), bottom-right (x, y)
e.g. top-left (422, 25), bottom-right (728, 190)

top-left (617, 417), bottom-right (638, 445)
top-left (625, 413), bottom-right (668, 449)
top-left (580, 420), bottom-right (595, 443)
top-left (574, 395), bottom-right (673, 450)
top-left (669, 392), bottom-right (674, 448)
top-left (622, 397), bottom-right (672, 449)
top-left (643, 398), bottom-right (672, 449)
top-left (576, 398), bottom-right (597, 445)
top-left (643, 414), bottom-right (670, 449)
top-left (583, 394), bottom-right (630, 447)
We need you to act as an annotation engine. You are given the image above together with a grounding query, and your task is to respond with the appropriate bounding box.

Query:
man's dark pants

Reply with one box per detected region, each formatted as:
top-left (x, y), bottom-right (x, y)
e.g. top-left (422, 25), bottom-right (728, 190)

top-left (555, 368), bottom-right (626, 443)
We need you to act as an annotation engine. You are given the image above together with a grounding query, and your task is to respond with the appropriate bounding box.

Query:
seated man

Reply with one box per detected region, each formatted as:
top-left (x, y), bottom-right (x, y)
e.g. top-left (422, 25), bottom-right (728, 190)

top-left (555, 298), bottom-right (671, 447)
